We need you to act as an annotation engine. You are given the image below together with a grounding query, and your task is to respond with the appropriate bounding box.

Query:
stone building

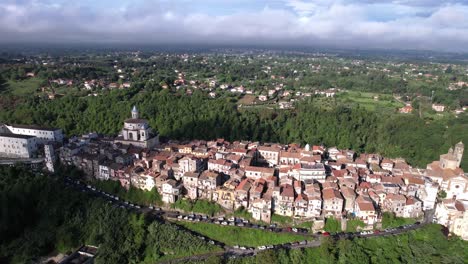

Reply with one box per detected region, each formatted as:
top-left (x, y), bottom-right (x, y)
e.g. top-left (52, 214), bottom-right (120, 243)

top-left (114, 106), bottom-right (159, 149)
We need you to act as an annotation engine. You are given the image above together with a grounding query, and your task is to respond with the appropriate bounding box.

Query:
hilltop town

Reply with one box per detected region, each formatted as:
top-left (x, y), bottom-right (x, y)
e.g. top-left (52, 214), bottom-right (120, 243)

top-left (1, 106), bottom-right (466, 241)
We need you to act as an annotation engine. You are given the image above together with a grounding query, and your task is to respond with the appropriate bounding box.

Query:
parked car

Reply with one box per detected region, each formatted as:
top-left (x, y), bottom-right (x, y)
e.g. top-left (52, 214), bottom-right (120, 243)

top-left (322, 232), bottom-right (330, 237)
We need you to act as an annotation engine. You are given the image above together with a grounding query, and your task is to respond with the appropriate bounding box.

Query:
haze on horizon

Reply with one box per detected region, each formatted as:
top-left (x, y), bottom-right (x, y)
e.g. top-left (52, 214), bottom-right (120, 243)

top-left (1, 0), bottom-right (468, 52)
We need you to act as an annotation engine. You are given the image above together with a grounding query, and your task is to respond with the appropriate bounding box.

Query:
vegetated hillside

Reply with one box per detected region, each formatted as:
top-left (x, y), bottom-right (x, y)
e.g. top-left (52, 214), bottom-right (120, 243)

top-left (0, 88), bottom-right (466, 170)
top-left (181, 224), bottom-right (468, 264)
top-left (0, 166), bottom-right (220, 264)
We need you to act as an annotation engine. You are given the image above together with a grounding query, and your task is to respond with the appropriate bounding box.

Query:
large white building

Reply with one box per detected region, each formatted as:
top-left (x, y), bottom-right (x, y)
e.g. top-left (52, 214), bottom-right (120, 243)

top-left (426, 142), bottom-right (467, 200)
top-left (434, 199), bottom-right (468, 240)
top-left (289, 163), bottom-right (326, 182)
top-left (4, 124), bottom-right (63, 144)
top-left (114, 106), bottom-right (159, 149)
top-left (0, 133), bottom-right (38, 158)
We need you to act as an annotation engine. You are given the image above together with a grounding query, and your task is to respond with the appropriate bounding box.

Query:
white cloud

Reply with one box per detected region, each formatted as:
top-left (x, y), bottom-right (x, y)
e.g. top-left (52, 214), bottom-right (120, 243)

top-left (0, 0), bottom-right (467, 51)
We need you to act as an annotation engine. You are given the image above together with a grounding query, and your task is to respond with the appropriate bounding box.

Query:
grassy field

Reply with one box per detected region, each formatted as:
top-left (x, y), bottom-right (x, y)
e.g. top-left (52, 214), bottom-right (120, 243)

top-left (178, 222), bottom-right (306, 247)
top-left (324, 217), bottom-right (341, 232)
top-left (337, 91), bottom-right (404, 111)
top-left (6, 78), bottom-right (44, 96)
top-left (238, 94), bottom-right (256, 105)
top-left (171, 199), bottom-right (224, 216)
top-left (92, 179), bottom-right (163, 206)
top-left (346, 219), bottom-right (366, 232)
top-left (381, 212), bottom-right (417, 229)
top-left (293, 221), bottom-right (314, 229)
top-left (271, 214), bottom-right (293, 225)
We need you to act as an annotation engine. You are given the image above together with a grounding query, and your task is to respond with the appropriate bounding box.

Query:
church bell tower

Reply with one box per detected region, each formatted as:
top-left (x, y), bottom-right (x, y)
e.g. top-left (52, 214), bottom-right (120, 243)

top-left (455, 141), bottom-right (464, 168)
top-left (131, 105), bottom-right (139, 119)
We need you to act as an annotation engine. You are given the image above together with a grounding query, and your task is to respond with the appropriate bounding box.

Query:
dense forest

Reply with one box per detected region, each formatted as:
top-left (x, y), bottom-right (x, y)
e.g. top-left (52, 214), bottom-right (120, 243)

top-left (0, 87), bottom-right (466, 170)
top-left (0, 166), bottom-right (220, 263)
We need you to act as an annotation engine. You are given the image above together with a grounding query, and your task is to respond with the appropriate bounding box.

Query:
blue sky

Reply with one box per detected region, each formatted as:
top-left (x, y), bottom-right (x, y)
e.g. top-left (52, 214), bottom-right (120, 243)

top-left (1, 0), bottom-right (468, 51)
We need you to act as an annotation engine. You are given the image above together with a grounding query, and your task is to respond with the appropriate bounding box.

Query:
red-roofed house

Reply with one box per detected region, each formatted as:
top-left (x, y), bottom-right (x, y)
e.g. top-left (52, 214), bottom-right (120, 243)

top-left (276, 184), bottom-right (296, 216)
top-left (323, 189), bottom-right (344, 218)
top-left (354, 196), bottom-right (377, 225)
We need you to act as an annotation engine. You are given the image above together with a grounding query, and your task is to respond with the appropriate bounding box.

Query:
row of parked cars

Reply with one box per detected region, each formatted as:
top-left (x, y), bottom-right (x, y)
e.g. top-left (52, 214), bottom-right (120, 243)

top-left (175, 214), bottom-right (310, 234)
top-left (234, 240), bottom-right (312, 252)
top-left (68, 178), bottom-right (149, 211)
top-left (319, 221), bottom-right (422, 239)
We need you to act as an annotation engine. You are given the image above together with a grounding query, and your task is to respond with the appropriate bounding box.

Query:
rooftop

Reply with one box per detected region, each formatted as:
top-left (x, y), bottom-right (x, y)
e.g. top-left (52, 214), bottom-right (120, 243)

top-left (0, 133), bottom-right (36, 139)
top-left (8, 124), bottom-right (61, 131)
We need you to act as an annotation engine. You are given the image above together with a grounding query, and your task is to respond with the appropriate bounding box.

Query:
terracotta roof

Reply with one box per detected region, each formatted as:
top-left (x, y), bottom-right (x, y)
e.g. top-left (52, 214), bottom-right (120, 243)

top-left (359, 182), bottom-right (372, 189)
top-left (236, 178), bottom-right (252, 192)
top-left (340, 187), bottom-right (356, 198)
top-left (280, 151), bottom-right (301, 159)
top-left (332, 169), bottom-right (348, 178)
top-left (405, 197), bottom-right (418, 205)
top-left (183, 172), bottom-right (200, 178)
top-left (426, 161), bottom-right (464, 181)
top-left (322, 189), bottom-right (343, 200)
top-left (209, 159), bottom-right (231, 166)
top-left (200, 170), bottom-right (219, 179)
top-left (386, 193), bottom-right (406, 201)
top-left (245, 166), bottom-right (275, 174)
top-left (381, 176), bottom-right (404, 185)
top-left (258, 146), bottom-right (281, 152)
top-left (455, 201), bottom-right (466, 212)
top-left (357, 201), bottom-right (375, 211)
top-left (381, 158), bottom-right (394, 164)
top-left (402, 174), bottom-right (425, 185)
top-left (295, 193), bottom-right (308, 202)
top-left (313, 145), bottom-right (325, 152)
top-left (281, 185), bottom-right (295, 198)
top-left (231, 148), bottom-right (247, 154)
top-left (322, 181), bottom-right (338, 189)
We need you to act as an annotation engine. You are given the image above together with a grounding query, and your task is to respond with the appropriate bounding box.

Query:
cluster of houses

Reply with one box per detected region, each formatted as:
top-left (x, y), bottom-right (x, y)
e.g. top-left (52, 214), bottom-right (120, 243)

top-left (83, 80), bottom-right (132, 90)
top-left (169, 69), bottom-right (340, 107)
top-left (55, 107), bottom-right (468, 237)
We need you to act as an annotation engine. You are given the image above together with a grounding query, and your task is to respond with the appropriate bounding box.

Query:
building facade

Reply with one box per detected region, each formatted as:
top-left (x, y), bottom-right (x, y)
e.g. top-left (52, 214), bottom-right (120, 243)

top-left (114, 106), bottom-right (159, 148)
top-left (0, 133), bottom-right (38, 158)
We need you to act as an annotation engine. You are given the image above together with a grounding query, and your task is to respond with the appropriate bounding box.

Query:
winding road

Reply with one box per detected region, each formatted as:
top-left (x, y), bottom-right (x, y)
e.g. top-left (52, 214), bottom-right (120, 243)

top-left (64, 177), bottom-right (430, 263)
